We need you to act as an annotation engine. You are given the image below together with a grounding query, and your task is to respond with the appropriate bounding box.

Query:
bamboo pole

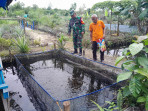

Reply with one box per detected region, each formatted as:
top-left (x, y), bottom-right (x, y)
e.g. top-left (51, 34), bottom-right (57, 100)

top-left (63, 101), bottom-right (70, 111)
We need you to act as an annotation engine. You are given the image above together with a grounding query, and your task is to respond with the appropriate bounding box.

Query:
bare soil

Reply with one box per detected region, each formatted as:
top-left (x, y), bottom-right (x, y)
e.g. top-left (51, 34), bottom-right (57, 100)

top-left (26, 29), bottom-right (122, 67)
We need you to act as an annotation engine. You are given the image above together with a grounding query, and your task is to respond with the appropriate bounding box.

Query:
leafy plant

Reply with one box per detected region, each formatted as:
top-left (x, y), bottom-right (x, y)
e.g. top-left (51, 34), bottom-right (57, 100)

top-left (91, 100), bottom-right (118, 111)
top-left (57, 34), bottom-right (68, 49)
top-left (34, 39), bottom-right (41, 46)
top-left (0, 37), bottom-right (12, 50)
top-left (13, 36), bottom-right (30, 53)
top-left (115, 35), bottom-right (148, 110)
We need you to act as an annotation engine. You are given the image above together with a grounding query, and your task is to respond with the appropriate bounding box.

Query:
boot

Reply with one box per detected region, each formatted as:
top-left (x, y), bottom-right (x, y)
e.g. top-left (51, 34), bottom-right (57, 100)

top-left (79, 48), bottom-right (82, 56)
top-left (72, 48), bottom-right (78, 54)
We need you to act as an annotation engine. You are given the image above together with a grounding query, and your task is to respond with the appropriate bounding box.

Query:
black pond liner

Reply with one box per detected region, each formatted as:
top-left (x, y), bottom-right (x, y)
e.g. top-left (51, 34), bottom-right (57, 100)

top-left (14, 49), bottom-right (123, 111)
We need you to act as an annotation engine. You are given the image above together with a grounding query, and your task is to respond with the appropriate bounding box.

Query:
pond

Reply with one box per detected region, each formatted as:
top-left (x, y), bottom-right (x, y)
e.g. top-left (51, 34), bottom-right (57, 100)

top-left (3, 50), bottom-right (121, 111)
top-left (105, 24), bottom-right (142, 33)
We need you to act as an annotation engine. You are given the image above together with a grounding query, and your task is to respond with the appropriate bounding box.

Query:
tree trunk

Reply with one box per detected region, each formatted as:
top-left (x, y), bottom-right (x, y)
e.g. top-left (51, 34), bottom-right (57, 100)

top-left (110, 9), bottom-right (112, 35)
top-left (117, 15), bottom-right (119, 36)
top-left (137, 18), bottom-right (142, 33)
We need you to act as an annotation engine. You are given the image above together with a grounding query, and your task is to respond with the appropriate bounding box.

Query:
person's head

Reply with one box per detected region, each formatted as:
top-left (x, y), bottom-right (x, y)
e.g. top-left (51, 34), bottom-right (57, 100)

top-left (70, 10), bottom-right (76, 18)
top-left (91, 14), bottom-right (98, 24)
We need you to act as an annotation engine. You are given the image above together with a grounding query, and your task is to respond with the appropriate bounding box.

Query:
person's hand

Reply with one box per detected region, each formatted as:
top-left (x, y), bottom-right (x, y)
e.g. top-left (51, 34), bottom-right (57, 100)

top-left (68, 33), bottom-right (71, 37)
top-left (81, 32), bottom-right (84, 35)
top-left (103, 34), bottom-right (105, 39)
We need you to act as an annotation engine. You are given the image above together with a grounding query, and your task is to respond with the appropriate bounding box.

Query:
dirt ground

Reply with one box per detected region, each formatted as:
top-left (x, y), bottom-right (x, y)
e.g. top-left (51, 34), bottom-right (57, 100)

top-left (26, 28), bottom-right (122, 67)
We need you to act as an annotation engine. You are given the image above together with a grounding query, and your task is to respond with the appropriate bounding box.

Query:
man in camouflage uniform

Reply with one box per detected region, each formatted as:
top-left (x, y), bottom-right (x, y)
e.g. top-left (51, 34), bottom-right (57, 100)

top-left (68, 10), bottom-right (85, 56)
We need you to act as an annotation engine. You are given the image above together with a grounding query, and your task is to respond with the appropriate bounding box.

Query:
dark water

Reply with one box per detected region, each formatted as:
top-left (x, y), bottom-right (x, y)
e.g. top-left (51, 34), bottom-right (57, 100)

top-left (23, 58), bottom-right (117, 101)
top-left (3, 58), bottom-right (118, 111)
top-left (3, 66), bottom-right (38, 111)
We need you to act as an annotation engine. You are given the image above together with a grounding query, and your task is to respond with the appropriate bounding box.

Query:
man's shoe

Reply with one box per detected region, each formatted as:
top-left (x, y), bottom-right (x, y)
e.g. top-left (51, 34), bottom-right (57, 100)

top-left (72, 49), bottom-right (78, 54)
top-left (93, 59), bottom-right (97, 61)
top-left (79, 53), bottom-right (82, 56)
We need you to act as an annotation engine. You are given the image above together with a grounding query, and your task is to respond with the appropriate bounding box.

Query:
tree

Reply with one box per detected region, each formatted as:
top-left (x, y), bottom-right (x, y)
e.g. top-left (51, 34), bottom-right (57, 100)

top-left (69, 2), bottom-right (77, 11)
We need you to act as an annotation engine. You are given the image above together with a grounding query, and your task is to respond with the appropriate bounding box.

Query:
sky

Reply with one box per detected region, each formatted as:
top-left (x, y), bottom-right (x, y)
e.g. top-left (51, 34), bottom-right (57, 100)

top-left (11, 0), bottom-right (120, 10)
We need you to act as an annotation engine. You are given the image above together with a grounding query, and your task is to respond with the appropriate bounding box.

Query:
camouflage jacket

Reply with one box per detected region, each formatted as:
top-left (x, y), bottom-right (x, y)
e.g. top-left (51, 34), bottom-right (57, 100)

top-left (68, 16), bottom-right (85, 34)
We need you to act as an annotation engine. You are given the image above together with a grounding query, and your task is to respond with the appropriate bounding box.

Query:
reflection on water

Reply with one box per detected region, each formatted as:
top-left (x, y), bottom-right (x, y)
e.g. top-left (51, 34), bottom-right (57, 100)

top-left (23, 58), bottom-right (117, 101)
top-left (3, 66), bottom-right (38, 111)
top-left (3, 57), bottom-right (119, 111)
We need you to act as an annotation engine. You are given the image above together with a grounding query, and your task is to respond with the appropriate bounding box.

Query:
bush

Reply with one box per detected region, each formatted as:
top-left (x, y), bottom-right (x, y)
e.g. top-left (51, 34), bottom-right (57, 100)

top-left (0, 37), bottom-right (12, 50)
top-left (13, 36), bottom-right (30, 53)
top-left (57, 34), bottom-right (68, 49)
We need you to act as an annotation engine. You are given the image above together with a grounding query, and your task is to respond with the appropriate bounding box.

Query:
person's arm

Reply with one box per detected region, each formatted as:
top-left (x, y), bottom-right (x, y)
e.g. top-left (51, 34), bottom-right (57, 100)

top-left (90, 31), bottom-right (92, 41)
top-left (68, 20), bottom-right (71, 36)
top-left (80, 17), bottom-right (85, 35)
top-left (103, 28), bottom-right (105, 39)
top-left (89, 24), bottom-right (92, 41)
top-left (102, 21), bottom-right (105, 39)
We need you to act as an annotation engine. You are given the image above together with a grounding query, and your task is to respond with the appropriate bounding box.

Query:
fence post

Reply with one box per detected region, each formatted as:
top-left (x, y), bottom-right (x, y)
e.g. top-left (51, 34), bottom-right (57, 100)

top-left (33, 21), bottom-right (34, 30)
top-left (23, 19), bottom-right (26, 35)
top-left (63, 101), bottom-right (70, 111)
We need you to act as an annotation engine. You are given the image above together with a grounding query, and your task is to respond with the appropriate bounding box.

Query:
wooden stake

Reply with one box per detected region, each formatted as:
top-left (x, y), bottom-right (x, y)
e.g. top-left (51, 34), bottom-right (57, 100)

top-left (23, 19), bottom-right (26, 35)
top-left (63, 101), bottom-right (70, 111)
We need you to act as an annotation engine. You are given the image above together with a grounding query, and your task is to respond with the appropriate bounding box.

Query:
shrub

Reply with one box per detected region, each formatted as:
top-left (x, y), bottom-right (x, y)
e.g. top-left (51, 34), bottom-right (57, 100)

top-left (13, 36), bottom-right (30, 53)
top-left (57, 34), bottom-right (68, 49)
top-left (0, 37), bottom-right (12, 50)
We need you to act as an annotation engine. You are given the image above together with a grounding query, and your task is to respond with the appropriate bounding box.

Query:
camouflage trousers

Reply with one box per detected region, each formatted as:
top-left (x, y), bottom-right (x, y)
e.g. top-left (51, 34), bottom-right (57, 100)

top-left (73, 30), bottom-right (82, 49)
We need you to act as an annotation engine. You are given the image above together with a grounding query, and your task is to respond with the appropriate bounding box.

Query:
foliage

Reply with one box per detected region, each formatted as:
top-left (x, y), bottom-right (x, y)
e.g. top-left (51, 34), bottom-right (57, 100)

top-left (34, 39), bottom-right (41, 46)
top-left (57, 34), bottom-right (68, 49)
top-left (115, 35), bottom-right (148, 110)
top-left (13, 36), bottom-right (30, 53)
top-left (0, 37), bottom-right (12, 50)
top-left (91, 100), bottom-right (119, 111)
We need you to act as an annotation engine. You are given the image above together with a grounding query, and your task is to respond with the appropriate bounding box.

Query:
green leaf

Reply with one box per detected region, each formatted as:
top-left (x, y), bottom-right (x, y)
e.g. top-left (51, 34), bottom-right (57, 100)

top-left (122, 48), bottom-right (130, 56)
top-left (105, 9), bottom-right (108, 16)
top-left (143, 47), bottom-right (148, 53)
top-left (121, 60), bottom-right (135, 70)
top-left (137, 96), bottom-right (146, 103)
top-left (129, 77), bottom-right (142, 97)
top-left (146, 95), bottom-right (148, 110)
top-left (123, 86), bottom-right (131, 97)
top-left (117, 72), bottom-right (132, 82)
top-left (144, 39), bottom-right (148, 46)
top-left (129, 43), bottom-right (144, 56)
top-left (134, 68), bottom-right (148, 78)
top-left (91, 100), bottom-right (104, 111)
top-left (136, 35), bottom-right (148, 43)
top-left (122, 64), bottom-right (138, 72)
top-left (117, 90), bottom-right (123, 111)
top-left (115, 56), bottom-right (125, 66)
top-left (138, 57), bottom-right (148, 68)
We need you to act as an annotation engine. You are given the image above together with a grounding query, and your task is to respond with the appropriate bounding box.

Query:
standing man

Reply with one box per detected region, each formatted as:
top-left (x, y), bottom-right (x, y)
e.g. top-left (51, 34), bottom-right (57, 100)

top-left (89, 14), bottom-right (105, 62)
top-left (68, 10), bottom-right (85, 56)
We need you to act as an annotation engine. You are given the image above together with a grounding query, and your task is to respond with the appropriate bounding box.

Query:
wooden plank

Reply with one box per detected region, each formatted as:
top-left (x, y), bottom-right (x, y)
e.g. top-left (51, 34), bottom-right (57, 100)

top-left (0, 84), bottom-right (8, 90)
top-left (0, 18), bottom-right (20, 20)
top-left (0, 57), bottom-right (10, 110)
top-left (3, 89), bottom-right (9, 99)
top-left (1, 94), bottom-right (10, 111)
top-left (0, 57), bottom-right (2, 68)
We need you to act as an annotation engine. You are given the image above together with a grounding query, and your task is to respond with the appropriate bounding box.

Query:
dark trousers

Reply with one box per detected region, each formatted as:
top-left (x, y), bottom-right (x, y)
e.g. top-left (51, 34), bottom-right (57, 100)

top-left (92, 41), bottom-right (104, 61)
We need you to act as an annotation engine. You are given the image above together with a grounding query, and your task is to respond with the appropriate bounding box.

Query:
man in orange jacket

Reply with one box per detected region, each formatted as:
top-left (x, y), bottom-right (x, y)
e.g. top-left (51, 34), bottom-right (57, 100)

top-left (89, 14), bottom-right (105, 62)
